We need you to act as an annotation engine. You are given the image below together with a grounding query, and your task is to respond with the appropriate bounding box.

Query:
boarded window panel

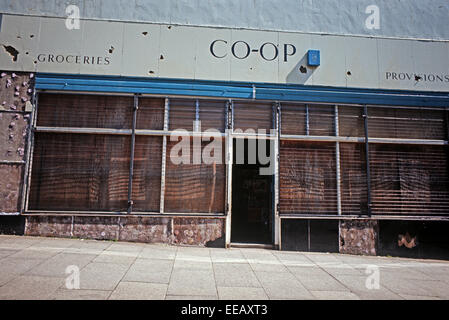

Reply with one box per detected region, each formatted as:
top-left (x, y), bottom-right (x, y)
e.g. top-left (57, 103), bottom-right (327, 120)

top-left (137, 98), bottom-right (165, 130)
top-left (279, 141), bottom-right (337, 215)
top-left (340, 143), bottom-right (368, 215)
top-left (309, 105), bottom-right (335, 136)
top-left (370, 144), bottom-right (449, 215)
top-left (37, 93), bottom-right (133, 129)
top-left (234, 102), bottom-right (273, 132)
top-left (164, 138), bottom-right (225, 213)
top-left (368, 107), bottom-right (446, 140)
top-left (169, 99), bottom-right (196, 131)
top-left (29, 133), bottom-right (130, 211)
top-left (132, 136), bottom-right (162, 212)
top-left (339, 106), bottom-right (365, 137)
top-left (199, 100), bottom-right (227, 132)
top-left (280, 103), bottom-right (306, 135)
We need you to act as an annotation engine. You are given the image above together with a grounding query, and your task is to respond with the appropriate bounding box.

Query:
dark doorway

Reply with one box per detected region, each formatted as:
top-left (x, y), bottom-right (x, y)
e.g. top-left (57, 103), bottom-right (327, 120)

top-left (231, 138), bottom-right (273, 244)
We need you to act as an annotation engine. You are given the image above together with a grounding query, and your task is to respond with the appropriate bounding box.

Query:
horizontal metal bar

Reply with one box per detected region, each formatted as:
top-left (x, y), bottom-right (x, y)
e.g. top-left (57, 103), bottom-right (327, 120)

top-left (0, 109), bottom-right (32, 114)
top-left (367, 137), bottom-right (448, 145)
top-left (36, 90), bottom-right (134, 97)
top-left (280, 134), bottom-right (448, 145)
top-left (34, 126), bottom-right (227, 138)
top-left (0, 212), bottom-right (20, 216)
top-left (232, 133), bottom-right (277, 140)
top-left (0, 160), bottom-right (26, 165)
top-left (35, 126), bottom-right (132, 135)
top-left (137, 129), bottom-right (225, 138)
top-left (23, 210), bottom-right (226, 218)
top-left (280, 135), bottom-right (363, 143)
top-left (279, 214), bottom-right (449, 221)
top-left (36, 73), bottom-right (449, 107)
top-left (280, 215), bottom-right (370, 220)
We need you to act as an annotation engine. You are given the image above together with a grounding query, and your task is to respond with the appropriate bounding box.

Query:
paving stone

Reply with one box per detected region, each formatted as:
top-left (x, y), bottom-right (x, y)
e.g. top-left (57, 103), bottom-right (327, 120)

top-left (0, 257), bottom-right (44, 286)
top-left (0, 275), bottom-right (65, 300)
top-left (138, 246), bottom-right (177, 260)
top-left (378, 276), bottom-right (435, 297)
top-left (165, 295), bottom-right (218, 300)
top-left (333, 274), bottom-right (403, 300)
top-left (311, 290), bottom-right (361, 300)
top-left (78, 262), bottom-right (130, 291)
top-left (51, 289), bottom-right (111, 300)
top-left (288, 266), bottom-right (331, 277)
top-left (174, 259), bottom-right (213, 271)
top-left (218, 286), bottom-right (268, 300)
top-left (411, 280), bottom-right (449, 299)
top-left (63, 239), bottom-right (112, 255)
top-left (26, 253), bottom-right (96, 277)
top-left (109, 281), bottom-right (167, 300)
top-left (213, 263), bottom-right (261, 288)
top-left (8, 247), bottom-right (61, 260)
top-left (255, 271), bottom-right (314, 299)
top-left (304, 253), bottom-right (340, 264)
top-left (167, 269), bottom-right (216, 296)
top-left (123, 259), bottom-right (173, 284)
top-left (92, 251), bottom-right (137, 265)
top-left (272, 252), bottom-right (315, 267)
top-left (0, 249), bottom-right (18, 259)
top-left (210, 248), bottom-right (246, 263)
top-left (249, 261), bottom-right (288, 272)
top-left (399, 294), bottom-right (441, 300)
top-left (295, 274), bottom-right (350, 292)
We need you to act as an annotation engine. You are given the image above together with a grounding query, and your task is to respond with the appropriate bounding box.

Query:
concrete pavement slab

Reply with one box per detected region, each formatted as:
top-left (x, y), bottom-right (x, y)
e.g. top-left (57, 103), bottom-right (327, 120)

top-left (333, 274), bottom-right (403, 300)
top-left (123, 258), bottom-right (173, 284)
top-left (255, 271), bottom-right (314, 300)
top-left (51, 289), bottom-right (112, 300)
top-left (310, 290), bottom-right (361, 300)
top-left (138, 246), bottom-right (177, 260)
top-left (0, 275), bottom-right (65, 300)
top-left (294, 273), bottom-right (350, 292)
top-left (167, 268), bottom-right (217, 297)
top-left (109, 281), bottom-right (167, 300)
top-left (217, 286), bottom-right (269, 300)
top-left (78, 262), bottom-right (130, 291)
top-left (26, 252), bottom-right (97, 277)
top-left (213, 263), bottom-right (261, 288)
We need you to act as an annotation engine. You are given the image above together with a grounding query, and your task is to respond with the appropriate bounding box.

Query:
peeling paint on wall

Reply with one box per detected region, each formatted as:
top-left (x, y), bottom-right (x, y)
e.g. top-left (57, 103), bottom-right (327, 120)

top-left (340, 219), bottom-right (378, 256)
top-left (24, 215), bottom-right (226, 247)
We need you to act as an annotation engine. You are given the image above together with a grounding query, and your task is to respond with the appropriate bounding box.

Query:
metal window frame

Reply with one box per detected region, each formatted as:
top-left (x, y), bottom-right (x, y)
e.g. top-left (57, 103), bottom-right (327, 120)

top-left (23, 90), bottom-right (449, 223)
top-left (277, 102), bottom-right (449, 222)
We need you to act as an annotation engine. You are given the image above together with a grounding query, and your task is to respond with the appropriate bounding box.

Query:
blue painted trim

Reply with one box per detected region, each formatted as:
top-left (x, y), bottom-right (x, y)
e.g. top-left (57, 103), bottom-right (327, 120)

top-left (35, 73), bottom-right (449, 107)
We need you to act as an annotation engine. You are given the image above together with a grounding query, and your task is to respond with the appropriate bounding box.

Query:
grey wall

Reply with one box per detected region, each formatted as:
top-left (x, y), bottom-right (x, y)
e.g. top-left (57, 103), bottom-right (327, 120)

top-left (1, 0), bottom-right (448, 40)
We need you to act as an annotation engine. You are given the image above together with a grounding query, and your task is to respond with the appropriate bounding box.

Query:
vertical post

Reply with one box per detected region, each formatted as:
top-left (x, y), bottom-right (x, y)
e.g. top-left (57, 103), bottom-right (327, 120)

top-left (160, 98), bottom-right (169, 214)
top-left (127, 95), bottom-right (138, 214)
top-left (22, 90), bottom-right (38, 212)
top-left (363, 105), bottom-right (372, 216)
top-left (225, 100), bottom-right (233, 248)
top-left (274, 102), bottom-right (281, 249)
top-left (305, 104), bottom-right (310, 135)
top-left (335, 105), bottom-right (342, 216)
top-left (195, 99), bottom-right (200, 132)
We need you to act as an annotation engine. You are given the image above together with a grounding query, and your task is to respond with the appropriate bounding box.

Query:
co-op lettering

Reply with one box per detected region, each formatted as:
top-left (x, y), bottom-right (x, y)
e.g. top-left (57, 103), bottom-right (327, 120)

top-left (210, 39), bottom-right (297, 62)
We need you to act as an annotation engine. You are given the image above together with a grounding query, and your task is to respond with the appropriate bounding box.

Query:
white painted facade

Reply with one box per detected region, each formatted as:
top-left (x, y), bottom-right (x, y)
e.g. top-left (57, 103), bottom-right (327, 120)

top-left (1, 14), bottom-right (448, 92)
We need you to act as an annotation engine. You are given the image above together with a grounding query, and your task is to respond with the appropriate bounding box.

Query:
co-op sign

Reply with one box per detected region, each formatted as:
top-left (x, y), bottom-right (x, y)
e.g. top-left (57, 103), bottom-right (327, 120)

top-left (210, 39), bottom-right (297, 62)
